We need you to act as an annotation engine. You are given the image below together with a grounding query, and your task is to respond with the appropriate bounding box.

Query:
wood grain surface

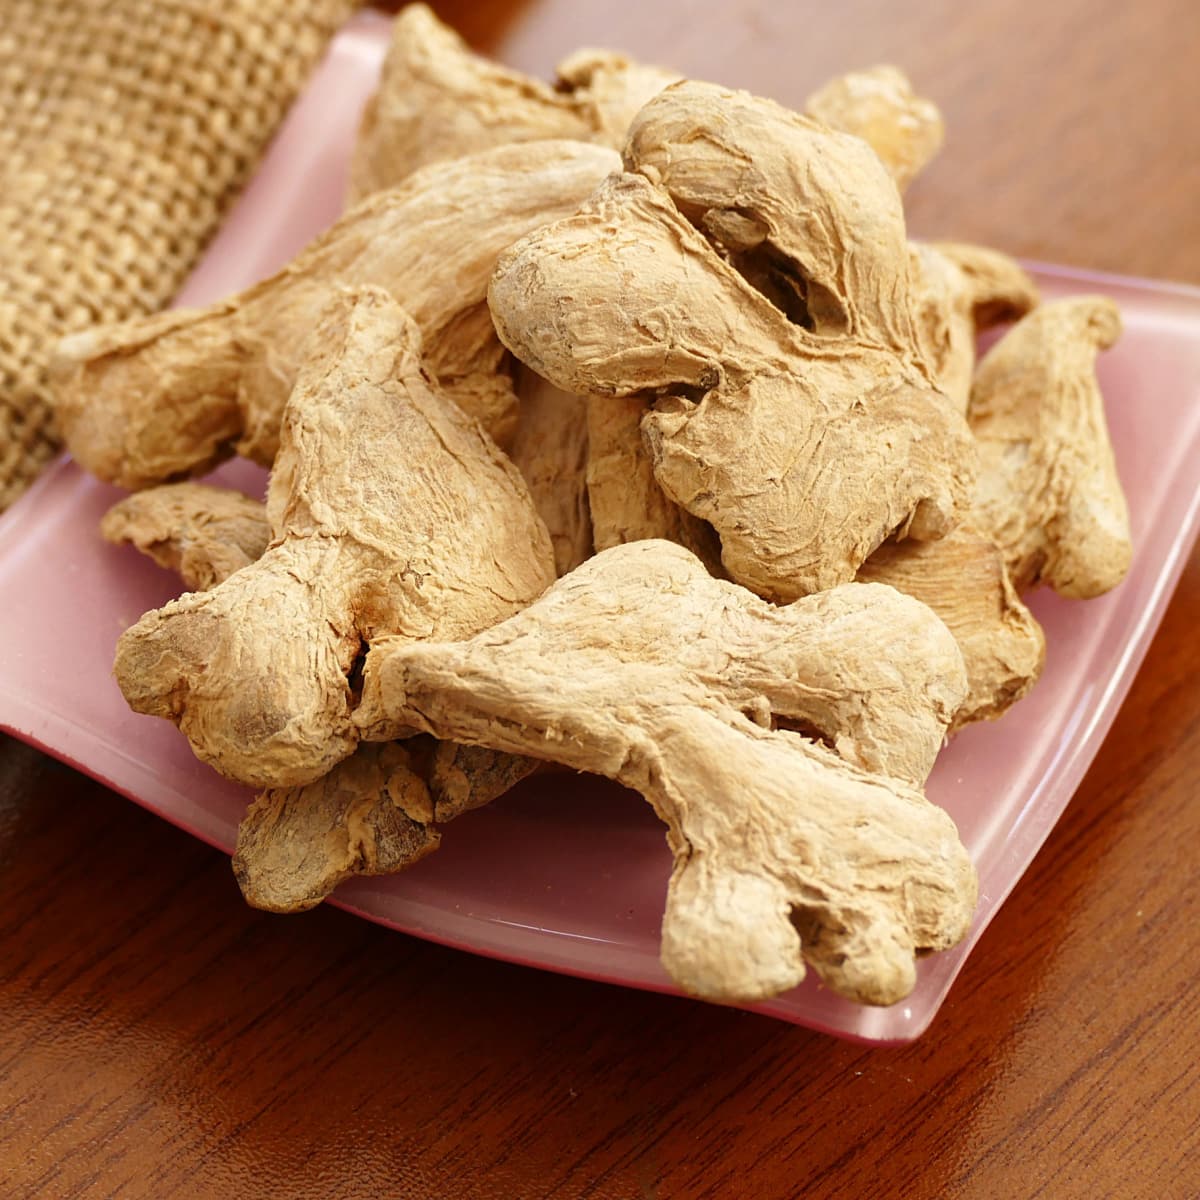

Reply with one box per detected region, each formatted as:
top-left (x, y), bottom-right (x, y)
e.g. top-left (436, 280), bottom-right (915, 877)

top-left (2, 1), bottom-right (1199, 1196)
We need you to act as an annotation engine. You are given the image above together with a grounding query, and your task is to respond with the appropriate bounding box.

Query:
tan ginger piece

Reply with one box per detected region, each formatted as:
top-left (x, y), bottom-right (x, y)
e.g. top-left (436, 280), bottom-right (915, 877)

top-left (100, 476), bottom-right (536, 911)
top-left (491, 85), bottom-right (975, 600)
top-left (101, 482), bottom-right (269, 592)
top-left (969, 297), bottom-right (1131, 597)
top-left (507, 369), bottom-right (593, 577)
top-left (355, 540), bottom-right (975, 1006)
top-left (234, 736), bottom-right (537, 913)
top-left (585, 396), bottom-right (721, 569)
top-left (52, 141), bottom-right (619, 491)
top-left (859, 526), bottom-right (1045, 730)
top-left (113, 288), bottom-right (555, 790)
top-left (235, 741), bottom-right (442, 913)
top-left (349, 4), bottom-right (678, 200)
top-left (804, 65), bottom-right (944, 193)
top-left (911, 242), bottom-right (1040, 410)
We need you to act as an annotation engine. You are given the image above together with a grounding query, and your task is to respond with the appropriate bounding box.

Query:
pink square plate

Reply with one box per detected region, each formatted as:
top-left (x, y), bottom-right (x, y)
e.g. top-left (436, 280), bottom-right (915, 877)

top-left (2, 14), bottom-right (1198, 1043)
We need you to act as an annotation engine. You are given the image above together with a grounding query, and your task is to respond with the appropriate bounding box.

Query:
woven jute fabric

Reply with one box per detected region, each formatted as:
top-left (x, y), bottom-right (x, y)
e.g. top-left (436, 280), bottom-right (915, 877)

top-left (0, 0), bottom-right (360, 511)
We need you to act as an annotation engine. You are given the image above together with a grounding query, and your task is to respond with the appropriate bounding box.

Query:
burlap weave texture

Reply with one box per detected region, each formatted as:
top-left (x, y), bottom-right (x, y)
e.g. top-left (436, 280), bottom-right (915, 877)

top-left (0, 0), bottom-right (359, 511)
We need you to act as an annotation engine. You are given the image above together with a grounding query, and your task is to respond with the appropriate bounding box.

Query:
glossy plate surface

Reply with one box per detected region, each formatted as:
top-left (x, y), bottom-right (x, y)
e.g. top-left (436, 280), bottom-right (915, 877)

top-left (2, 15), bottom-right (1198, 1042)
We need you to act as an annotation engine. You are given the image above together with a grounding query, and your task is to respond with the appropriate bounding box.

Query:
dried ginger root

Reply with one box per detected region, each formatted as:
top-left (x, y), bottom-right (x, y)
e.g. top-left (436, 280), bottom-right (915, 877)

top-left (354, 540), bottom-right (975, 1006)
top-left (99, 476), bottom-right (535, 909)
top-left (804, 65), bottom-right (944, 193)
top-left (585, 396), bottom-right (721, 568)
top-left (858, 527), bottom-right (1045, 729)
top-left (101, 483), bottom-right (269, 592)
top-left (911, 242), bottom-right (1041, 411)
top-left (490, 84), bottom-right (976, 601)
top-left (51, 140), bottom-right (619, 490)
top-left (349, 4), bottom-right (678, 200)
top-left (113, 287), bottom-right (555, 791)
top-left (507, 369), bottom-right (594, 577)
top-left (234, 735), bottom-right (537, 912)
top-left (970, 297), bottom-right (1132, 597)
top-left (234, 741), bottom-right (443, 911)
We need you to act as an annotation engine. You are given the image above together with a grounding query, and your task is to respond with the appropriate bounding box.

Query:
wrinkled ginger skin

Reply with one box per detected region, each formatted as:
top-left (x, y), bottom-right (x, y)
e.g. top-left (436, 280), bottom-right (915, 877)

top-left (585, 395), bottom-right (721, 569)
top-left (234, 736), bottom-right (538, 913)
top-left (910, 243), bottom-right (1041, 412)
top-left (804, 65), bottom-right (944, 193)
top-left (114, 288), bottom-right (555, 790)
top-left (553, 48), bottom-right (682, 146)
top-left (355, 541), bottom-right (975, 1006)
top-left (859, 526), bottom-right (1045, 730)
top-left (349, 4), bottom-right (676, 201)
top-left (234, 741), bottom-right (442, 913)
top-left (970, 296), bottom-right (1132, 598)
top-left (508, 369), bottom-right (594, 577)
top-left (625, 83), bottom-right (931, 358)
top-left (103, 473), bottom-right (538, 907)
top-left (361, 541), bottom-right (967, 793)
top-left (490, 167), bottom-right (975, 600)
top-left (52, 140), bottom-right (620, 490)
top-left (101, 482), bottom-right (269, 591)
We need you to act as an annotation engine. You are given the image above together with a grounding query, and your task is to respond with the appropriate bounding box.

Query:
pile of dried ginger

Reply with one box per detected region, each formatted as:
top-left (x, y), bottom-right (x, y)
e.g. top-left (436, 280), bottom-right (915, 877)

top-left (52, 6), bottom-right (1133, 1010)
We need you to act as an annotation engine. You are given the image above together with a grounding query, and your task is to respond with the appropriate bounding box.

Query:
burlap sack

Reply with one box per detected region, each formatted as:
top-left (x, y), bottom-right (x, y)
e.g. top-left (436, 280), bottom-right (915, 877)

top-left (0, 0), bottom-right (361, 511)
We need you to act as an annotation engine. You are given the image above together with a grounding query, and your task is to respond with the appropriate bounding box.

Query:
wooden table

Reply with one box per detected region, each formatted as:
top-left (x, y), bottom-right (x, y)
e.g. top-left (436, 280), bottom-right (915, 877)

top-left (3, 1), bottom-right (1198, 1195)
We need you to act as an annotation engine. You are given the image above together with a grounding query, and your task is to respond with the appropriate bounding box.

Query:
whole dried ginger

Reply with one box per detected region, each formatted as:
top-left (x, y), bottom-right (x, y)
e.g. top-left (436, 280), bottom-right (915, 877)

top-left (52, 140), bottom-right (619, 490)
top-left (490, 83), bottom-right (976, 600)
top-left (858, 527), bottom-right (1045, 729)
top-left (101, 482), bottom-right (270, 592)
top-left (804, 65), bottom-right (944, 193)
top-left (911, 242), bottom-right (1041, 411)
top-left (349, 4), bottom-right (679, 200)
top-left (113, 288), bottom-right (555, 790)
top-left (507, 370), bottom-right (594, 577)
top-left (970, 296), bottom-right (1132, 597)
top-left (99, 475), bottom-right (537, 911)
top-left (355, 540), bottom-right (975, 1006)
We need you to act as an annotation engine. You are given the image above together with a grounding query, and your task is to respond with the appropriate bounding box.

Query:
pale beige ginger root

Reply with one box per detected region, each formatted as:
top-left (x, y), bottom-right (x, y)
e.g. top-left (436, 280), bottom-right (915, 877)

top-left (99, 475), bottom-right (535, 910)
top-left (804, 65), bottom-right (944, 193)
top-left (112, 287), bottom-right (556, 791)
top-left (969, 296), bottom-right (1131, 598)
top-left (553, 48), bottom-right (684, 147)
top-left (234, 736), bottom-right (537, 913)
top-left (101, 482), bottom-right (270, 592)
top-left (585, 396), bottom-right (720, 568)
top-left (858, 526), bottom-right (1045, 730)
top-left (491, 86), bottom-right (976, 600)
top-left (354, 540), bottom-right (975, 1006)
top-left (51, 140), bottom-right (620, 490)
top-left (507, 369), bottom-right (594, 577)
top-left (349, 3), bottom-right (678, 200)
top-left (235, 741), bottom-right (443, 913)
top-left (911, 242), bottom-right (1041, 411)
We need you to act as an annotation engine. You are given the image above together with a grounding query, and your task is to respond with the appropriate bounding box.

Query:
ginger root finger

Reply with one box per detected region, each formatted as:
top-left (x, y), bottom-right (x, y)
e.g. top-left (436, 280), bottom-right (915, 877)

top-left (52, 140), bottom-right (619, 490)
top-left (234, 738), bottom-right (538, 913)
top-left (584, 395), bottom-right (721, 568)
top-left (804, 65), bottom-right (944, 193)
top-left (859, 525), bottom-right (1045, 730)
top-left (508, 369), bottom-right (594, 577)
top-left (114, 288), bottom-right (555, 789)
top-left (910, 243), bottom-right (1041, 411)
top-left (102, 465), bottom-right (538, 903)
top-left (625, 83), bottom-right (928, 355)
top-left (234, 742), bottom-right (443, 913)
top-left (490, 166), bottom-right (974, 601)
top-left (355, 540), bottom-right (974, 1006)
top-left (101, 482), bottom-right (269, 591)
top-left (969, 296), bottom-right (1131, 597)
top-left (349, 4), bottom-right (676, 200)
